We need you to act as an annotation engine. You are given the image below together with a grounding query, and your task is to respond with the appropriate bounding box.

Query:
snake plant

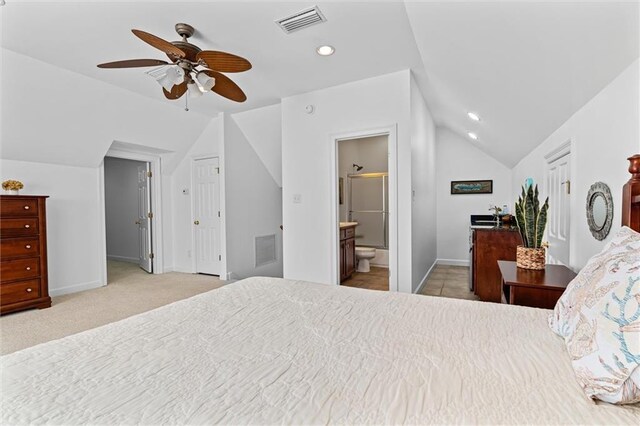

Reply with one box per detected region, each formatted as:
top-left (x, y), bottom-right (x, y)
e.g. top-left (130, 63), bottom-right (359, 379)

top-left (514, 184), bottom-right (549, 249)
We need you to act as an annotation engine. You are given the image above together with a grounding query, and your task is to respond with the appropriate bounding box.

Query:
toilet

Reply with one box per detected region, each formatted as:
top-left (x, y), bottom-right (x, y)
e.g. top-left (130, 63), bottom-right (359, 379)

top-left (355, 247), bottom-right (377, 272)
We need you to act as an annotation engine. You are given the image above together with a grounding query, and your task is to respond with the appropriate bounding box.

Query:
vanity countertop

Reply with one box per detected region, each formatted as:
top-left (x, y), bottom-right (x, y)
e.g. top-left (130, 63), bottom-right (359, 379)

top-left (471, 224), bottom-right (519, 232)
top-left (339, 222), bottom-right (358, 229)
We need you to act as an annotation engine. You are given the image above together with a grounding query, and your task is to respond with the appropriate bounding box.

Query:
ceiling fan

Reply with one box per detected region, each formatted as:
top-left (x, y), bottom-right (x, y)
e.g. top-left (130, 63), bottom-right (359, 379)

top-left (97, 23), bottom-right (251, 104)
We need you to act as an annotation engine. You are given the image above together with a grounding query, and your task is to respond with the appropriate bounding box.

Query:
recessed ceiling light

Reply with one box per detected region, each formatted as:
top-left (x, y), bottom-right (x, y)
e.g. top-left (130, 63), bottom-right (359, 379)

top-left (316, 45), bottom-right (335, 56)
top-left (467, 112), bottom-right (481, 121)
top-left (468, 132), bottom-right (478, 141)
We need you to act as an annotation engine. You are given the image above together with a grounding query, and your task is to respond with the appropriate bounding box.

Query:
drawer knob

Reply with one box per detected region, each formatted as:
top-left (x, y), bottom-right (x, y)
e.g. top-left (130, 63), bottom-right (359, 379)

top-left (26, 267), bottom-right (31, 271)
top-left (25, 245), bottom-right (32, 249)
top-left (26, 288), bottom-right (33, 293)
top-left (24, 206), bottom-right (30, 210)
top-left (24, 224), bottom-right (30, 228)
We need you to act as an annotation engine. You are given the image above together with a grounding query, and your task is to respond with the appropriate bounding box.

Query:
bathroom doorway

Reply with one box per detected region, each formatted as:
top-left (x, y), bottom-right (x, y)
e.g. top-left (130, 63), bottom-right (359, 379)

top-left (332, 130), bottom-right (396, 292)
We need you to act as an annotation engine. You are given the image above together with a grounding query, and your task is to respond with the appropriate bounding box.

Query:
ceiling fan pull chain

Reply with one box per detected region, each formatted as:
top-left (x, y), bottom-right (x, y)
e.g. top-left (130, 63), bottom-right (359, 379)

top-left (185, 92), bottom-right (189, 112)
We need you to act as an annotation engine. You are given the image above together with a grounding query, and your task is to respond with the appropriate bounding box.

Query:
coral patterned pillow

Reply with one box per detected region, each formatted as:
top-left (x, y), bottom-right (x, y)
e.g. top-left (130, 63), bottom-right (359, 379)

top-left (549, 226), bottom-right (640, 404)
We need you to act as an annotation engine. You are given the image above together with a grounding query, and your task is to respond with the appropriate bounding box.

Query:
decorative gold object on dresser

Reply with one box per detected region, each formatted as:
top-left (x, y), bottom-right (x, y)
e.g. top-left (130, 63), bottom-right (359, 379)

top-left (0, 195), bottom-right (51, 314)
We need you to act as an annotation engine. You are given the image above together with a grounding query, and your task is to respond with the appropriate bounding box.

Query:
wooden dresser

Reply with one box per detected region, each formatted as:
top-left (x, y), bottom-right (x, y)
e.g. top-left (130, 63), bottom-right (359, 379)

top-left (1, 195), bottom-right (51, 314)
top-left (472, 227), bottom-right (522, 303)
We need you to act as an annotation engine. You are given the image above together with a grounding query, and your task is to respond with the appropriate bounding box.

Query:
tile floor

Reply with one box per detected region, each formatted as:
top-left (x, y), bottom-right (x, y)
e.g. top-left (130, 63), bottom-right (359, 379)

top-left (418, 265), bottom-right (479, 301)
top-left (341, 266), bottom-right (389, 291)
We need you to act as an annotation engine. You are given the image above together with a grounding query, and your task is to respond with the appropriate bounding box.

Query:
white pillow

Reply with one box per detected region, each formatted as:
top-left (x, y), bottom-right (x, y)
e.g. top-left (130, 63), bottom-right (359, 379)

top-left (549, 226), bottom-right (640, 404)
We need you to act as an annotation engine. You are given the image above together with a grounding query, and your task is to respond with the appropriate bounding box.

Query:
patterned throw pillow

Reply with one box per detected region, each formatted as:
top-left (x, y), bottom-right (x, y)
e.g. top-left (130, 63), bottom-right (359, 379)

top-left (549, 226), bottom-right (640, 404)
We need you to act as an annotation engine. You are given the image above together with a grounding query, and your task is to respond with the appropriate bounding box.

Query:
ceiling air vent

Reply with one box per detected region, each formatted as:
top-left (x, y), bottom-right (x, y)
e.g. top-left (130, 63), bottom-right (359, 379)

top-left (276, 6), bottom-right (327, 34)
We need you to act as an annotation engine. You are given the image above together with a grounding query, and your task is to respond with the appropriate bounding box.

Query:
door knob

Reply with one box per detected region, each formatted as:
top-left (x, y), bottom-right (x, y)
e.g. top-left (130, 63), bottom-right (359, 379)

top-left (194, 220), bottom-right (200, 225)
top-left (135, 220), bottom-right (141, 225)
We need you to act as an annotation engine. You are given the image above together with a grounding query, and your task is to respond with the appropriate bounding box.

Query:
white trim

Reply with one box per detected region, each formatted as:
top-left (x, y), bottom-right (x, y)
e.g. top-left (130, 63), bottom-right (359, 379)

top-left (329, 125), bottom-right (399, 292)
top-left (107, 255), bottom-right (139, 264)
top-left (97, 163), bottom-right (108, 286)
top-left (436, 258), bottom-right (470, 267)
top-left (218, 113), bottom-right (229, 279)
top-left (414, 260), bottom-right (438, 294)
top-left (102, 147), bottom-right (165, 275)
top-left (543, 139), bottom-right (572, 162)
top-left (50, 280), bottom-right (104, 297)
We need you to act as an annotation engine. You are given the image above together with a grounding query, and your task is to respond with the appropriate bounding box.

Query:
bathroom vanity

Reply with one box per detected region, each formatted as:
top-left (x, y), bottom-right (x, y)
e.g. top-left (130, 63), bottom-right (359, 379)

top-left (339, 222), bottom-right (357, 282)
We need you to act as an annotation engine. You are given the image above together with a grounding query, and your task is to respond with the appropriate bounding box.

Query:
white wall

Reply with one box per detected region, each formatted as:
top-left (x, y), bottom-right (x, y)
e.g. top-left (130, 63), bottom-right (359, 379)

top-left (282, 70), bottom-right (415, 292)
top-left (435, 128), bottom-right (512, 264)
top-left (223, 113), bottom-right (283, 279)
top-left (0, 48), bottom-right (210, 172)
top-left (512, 59), bottom-right (640, 270)
top-left (410, 76), bottom-right (438, 291)
top-left (0, 159), bottom-right (104, 296)
top-left (232, 104), bottom-right (283, 187)
top-left (104, 157), bottom-right (144, 263)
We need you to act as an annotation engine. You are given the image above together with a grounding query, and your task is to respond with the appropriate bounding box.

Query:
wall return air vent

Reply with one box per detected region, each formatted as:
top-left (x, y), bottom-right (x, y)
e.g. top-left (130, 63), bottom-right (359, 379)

top-left (275, 6), bottom-right (327, 34)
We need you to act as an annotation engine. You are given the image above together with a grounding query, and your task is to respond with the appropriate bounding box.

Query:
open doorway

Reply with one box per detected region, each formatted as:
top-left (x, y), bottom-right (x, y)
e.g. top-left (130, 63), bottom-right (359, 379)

top-left (334, 133), bottom-right (393, 291)
top-left (104, 157), bottom-right (153, 283)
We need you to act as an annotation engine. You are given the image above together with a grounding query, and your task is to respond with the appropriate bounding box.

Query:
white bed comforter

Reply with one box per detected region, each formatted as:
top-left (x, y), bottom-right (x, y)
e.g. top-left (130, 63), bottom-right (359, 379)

top-left (2, 277), bottom-right (639, 425)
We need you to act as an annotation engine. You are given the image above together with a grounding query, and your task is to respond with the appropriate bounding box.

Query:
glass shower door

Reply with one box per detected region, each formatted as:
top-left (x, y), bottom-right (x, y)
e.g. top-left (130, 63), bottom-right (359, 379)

top-left (348, 173), bottom-right (388, 248)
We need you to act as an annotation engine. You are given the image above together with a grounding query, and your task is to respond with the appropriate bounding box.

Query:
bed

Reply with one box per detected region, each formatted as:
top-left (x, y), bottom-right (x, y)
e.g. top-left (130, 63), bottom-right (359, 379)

top-left (2, 156), bottom-right (639, 425)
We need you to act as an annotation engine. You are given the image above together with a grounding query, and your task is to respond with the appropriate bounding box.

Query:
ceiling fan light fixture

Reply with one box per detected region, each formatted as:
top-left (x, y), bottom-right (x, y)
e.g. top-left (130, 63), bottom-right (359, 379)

top-left (196, 72), bottom-right (216, 91)
top-left (155, 65), bottom-right (185, 91)
top-left (188, 82), bottom-right (203, 98)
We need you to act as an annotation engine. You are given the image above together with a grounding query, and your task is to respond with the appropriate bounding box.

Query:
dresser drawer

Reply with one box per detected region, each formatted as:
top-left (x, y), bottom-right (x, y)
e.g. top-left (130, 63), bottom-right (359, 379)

top-left (1, 258), bottom-right (40, 282)
top-left (0, 218), bottom-right (39, 237)
top-left (0, 199), bottom-right (38, 217)
top-left (344, 227), bottom-right (355, 239)
top-left (0, 238), bottom-right (40, 258)
top-left (0, 279), bottom-right (40, 305)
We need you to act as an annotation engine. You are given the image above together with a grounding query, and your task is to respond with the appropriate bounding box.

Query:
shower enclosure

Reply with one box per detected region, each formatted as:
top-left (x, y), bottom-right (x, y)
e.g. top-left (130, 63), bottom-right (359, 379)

top-left (348, 172), bottom-right (388, 249)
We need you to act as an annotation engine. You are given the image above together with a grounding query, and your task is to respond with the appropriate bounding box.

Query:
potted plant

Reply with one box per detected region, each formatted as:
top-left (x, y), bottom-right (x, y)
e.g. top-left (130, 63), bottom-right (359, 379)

top-left (2, 180), bottom-right (24, 195)
top-left (514, 184), bottom-right (549, 270)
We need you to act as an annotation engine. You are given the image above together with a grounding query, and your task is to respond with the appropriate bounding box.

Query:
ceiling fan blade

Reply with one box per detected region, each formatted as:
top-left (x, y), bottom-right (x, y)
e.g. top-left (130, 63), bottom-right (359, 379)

top-left (97, 59), bottom-right (169, 69)
top-left (202, 70), bottom-right (247, 102)
top-left (132, 29), bottom-right (186, 58)
top-left (163, 82), bottom-right (188, 100)
top-left (197, 51), bottom-right (252, 73)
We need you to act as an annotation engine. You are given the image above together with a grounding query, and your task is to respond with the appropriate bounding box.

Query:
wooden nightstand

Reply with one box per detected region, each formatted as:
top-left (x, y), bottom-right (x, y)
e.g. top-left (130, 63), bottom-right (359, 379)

top-left (498, 260), bottom-right (576, 309)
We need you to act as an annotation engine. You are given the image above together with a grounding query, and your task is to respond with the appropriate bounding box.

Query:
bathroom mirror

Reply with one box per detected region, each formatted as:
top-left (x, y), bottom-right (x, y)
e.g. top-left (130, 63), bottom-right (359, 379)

top-left (586, 182), bottom-right (613, 241)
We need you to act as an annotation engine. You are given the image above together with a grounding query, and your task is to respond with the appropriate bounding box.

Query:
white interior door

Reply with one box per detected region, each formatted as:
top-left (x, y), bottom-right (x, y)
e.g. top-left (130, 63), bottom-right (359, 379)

top-left (546, 151), bottom-right (571, 265)
top-left (193, 158), bottom-right (221, 275)
top-left (137, 163), bottom-right (153, 273)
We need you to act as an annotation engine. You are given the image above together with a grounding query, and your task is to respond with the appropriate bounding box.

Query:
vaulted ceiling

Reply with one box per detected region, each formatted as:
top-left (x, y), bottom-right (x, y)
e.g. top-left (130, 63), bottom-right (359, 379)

top-left (2, 1), bottom-right (638, 167)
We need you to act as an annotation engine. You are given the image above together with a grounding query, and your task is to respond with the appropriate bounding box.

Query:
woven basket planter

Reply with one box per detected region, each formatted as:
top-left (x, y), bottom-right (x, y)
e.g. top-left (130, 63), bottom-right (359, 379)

top-left (516, 246), bottom-right (545, 270)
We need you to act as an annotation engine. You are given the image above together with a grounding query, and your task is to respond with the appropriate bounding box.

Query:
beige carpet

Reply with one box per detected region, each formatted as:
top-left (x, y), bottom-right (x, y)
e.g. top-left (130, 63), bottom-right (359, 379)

top-left (0, 261), bottom-right (225, 355)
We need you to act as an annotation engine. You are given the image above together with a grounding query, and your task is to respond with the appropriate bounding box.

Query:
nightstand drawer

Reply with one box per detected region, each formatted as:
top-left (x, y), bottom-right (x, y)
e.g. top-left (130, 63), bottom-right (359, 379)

top-left (1, 258), bottom-right (40, 282)
top-left (0, 218), bottom-right (39, 237)
top-left (0, 238), bottom-right (40, 258)
top-left (0, 199), bottom-right (38, 217)
top-left (0, 279), bottom-right (40, 305)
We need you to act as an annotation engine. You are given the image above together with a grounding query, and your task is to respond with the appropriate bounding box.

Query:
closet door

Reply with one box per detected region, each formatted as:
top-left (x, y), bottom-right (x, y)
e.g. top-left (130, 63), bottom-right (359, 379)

top-left (193, 157), bottom-right (221, 275)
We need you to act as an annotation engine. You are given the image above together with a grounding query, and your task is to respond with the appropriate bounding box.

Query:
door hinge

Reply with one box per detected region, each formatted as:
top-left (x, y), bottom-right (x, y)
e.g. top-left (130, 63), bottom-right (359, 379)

top-left (561, 180), bottom-right (571, 195)
top-left (215, 167), bottom-right (220, 174)
top-left (147, 171), bottom-right (153, 178)
top-left (147, 212), bottom-right (154, 219)
top-left (218, 255), bottom-right (221, 261)
top-left (218, 211), bottom-right (221, 218)
top-left (150, 253), bottom-right (155, 259)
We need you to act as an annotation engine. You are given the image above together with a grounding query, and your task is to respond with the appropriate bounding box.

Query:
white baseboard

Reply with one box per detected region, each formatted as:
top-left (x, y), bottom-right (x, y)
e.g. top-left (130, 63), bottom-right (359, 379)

top-left (437, 258), bottom-right (470, 267)
top-left (414, 260), bottom-right (438, 294)
top-left (107, 255), bottom-right (138, 264)
top-left (49, 280), bottom-right (104, 297)
top-left (168, 267), bottom-right (195, 274)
